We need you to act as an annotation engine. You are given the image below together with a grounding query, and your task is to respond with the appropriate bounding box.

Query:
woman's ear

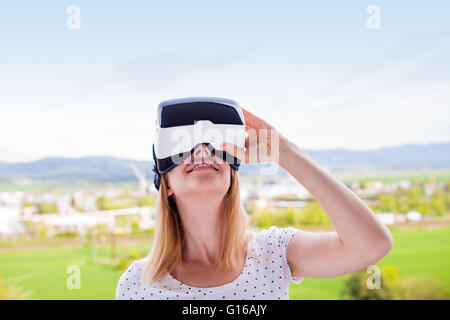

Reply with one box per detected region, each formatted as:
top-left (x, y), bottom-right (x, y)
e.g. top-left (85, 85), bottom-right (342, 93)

top-left (163, 174), bottom-right (173, 196)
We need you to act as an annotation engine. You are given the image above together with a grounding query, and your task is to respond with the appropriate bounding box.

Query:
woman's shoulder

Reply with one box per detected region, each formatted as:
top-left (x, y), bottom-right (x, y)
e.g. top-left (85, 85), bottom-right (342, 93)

top-left (250, 225), bottom-right (300, 250)
top-left (247, 226), bottom-right (303, 284)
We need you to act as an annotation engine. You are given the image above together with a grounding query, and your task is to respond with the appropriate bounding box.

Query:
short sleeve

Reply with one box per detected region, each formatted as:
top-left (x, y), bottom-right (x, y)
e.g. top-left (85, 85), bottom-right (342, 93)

top-left (266, 226), bottom-right (303, 284)
top-left (115, 262), bottom-right (137, 300)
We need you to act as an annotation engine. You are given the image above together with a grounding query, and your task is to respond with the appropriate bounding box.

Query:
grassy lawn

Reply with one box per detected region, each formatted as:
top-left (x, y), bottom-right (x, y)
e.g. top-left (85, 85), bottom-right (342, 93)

top-left (0, 243), bottom-right (151, 300)
top-left (1, 226), bottom-right (449, 299)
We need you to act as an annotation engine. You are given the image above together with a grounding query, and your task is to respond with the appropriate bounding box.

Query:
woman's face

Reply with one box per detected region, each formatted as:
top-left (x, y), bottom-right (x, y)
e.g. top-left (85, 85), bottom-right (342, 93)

top-left (165, 144), bottom-right (231, 198)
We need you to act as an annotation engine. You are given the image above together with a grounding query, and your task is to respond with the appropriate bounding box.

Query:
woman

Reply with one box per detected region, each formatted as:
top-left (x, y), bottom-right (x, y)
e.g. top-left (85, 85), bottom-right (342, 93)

top-left (115, 106), bottom-right (393, 300)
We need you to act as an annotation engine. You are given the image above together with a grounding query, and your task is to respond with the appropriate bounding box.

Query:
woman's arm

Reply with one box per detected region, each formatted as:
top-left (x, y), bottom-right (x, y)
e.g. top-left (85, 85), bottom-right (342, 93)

top-left (279, 135), bottom-right (393, 278)
top-left (222, 107), bottom-right (393, 278)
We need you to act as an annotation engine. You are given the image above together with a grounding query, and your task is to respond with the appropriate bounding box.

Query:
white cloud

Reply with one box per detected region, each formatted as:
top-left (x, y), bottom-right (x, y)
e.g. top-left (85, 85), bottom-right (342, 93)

top-left (1, 42), bottom-right (449, 162)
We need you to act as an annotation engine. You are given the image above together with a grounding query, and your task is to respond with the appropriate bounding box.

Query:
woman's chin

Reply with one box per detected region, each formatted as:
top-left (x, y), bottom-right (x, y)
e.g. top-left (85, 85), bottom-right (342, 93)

top-left (183, 182), bottom-right (228, 196)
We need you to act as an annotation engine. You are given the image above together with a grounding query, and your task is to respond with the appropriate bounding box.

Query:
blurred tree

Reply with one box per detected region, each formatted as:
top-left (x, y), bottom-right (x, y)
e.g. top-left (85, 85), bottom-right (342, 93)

top-left (407, 187), bottom-right (425, 210)
top-left (396, 198), bottom-right (411, 213)
top-left (21, 201), bottom-right (34, 208)
top-left (378, 194), bottom-right (398, 212)
top-left (422, 190), bottom-right (447, 216)
top-left (131, 220), bottom-right (140, 235)
top-left (393, 276), bottom-right (450, 299)
top-left (340, 266), bottom-right (394, 300)
top-left (138, 196), bottom-right (156, 207)
top-left (250, 209), bottom-right (275, 229)
top-left (298, 201), bottom-right (331, 225)
top-left (96, 196), bottom-right (129, 210)
top-left (250, 201), bottom-right (331, 228)
top-left (341, 265), bottom-right (450, 300)
top-left (38, 202), bottom-right (58, 214)
top-left (273, 194), bottom-right (301, 201)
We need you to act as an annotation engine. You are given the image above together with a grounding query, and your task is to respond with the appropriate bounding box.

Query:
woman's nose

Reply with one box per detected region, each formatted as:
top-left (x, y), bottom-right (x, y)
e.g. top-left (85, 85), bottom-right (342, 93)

top-left (192, 144), bottom-right (213, 163)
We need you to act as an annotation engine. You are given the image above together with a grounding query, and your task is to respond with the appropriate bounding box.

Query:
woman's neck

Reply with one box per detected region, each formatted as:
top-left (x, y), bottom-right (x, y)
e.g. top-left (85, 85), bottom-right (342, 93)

top-left (174, 193), bottom-right (226, 267)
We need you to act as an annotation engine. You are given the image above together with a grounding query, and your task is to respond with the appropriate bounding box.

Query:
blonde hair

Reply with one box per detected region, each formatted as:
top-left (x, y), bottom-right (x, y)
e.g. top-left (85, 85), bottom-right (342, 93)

top-left (140, 168), bottom-right (256, 286)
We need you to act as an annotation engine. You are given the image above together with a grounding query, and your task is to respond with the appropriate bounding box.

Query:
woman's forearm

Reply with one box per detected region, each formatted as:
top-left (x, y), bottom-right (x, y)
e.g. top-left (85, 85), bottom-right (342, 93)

top-left (278, 134), bottom-right (393, 255)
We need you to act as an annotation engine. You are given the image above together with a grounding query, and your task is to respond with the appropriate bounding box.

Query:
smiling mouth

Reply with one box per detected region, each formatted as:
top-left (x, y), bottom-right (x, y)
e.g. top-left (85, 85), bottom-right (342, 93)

top-left (186, 163), bottom-right (219, 173)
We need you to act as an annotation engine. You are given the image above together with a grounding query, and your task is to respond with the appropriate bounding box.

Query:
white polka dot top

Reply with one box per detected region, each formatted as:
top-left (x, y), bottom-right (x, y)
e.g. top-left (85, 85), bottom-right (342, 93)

top-left (115, 226), bottom-right (303, 300)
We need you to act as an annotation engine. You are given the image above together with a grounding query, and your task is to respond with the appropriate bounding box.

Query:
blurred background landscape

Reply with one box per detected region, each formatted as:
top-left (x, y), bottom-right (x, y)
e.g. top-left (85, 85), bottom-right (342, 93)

top-left (1, 0), bottom-right (449, 300)
top-left (1, 143), bottom-right (449, 299)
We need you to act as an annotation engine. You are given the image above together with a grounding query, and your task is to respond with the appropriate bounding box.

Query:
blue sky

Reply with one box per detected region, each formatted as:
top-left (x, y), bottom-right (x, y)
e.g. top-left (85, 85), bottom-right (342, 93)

top-left (1, 0), bottom-right (449, 162)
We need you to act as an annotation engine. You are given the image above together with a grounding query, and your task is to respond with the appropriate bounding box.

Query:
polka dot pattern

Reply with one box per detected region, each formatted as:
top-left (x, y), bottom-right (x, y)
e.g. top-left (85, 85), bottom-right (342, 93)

top-left (115, 226), bottom-right (302, 300)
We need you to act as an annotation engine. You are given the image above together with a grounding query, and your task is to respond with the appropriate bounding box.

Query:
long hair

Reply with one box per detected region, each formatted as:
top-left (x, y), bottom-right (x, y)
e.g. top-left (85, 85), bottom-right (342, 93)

top-left (140, 168), bottom-right (255, 286)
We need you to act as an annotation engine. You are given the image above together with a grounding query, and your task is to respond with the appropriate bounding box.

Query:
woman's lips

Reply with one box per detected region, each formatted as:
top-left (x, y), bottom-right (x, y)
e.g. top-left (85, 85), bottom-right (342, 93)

top-left (186, 163), bottom-right (219, 173)
top-left (191, 165), bottom-right (214, 172)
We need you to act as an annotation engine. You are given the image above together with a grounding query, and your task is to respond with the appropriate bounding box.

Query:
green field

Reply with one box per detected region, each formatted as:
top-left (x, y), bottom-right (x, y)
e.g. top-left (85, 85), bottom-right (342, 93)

top-left (1, 226), bottom-right (449, 300)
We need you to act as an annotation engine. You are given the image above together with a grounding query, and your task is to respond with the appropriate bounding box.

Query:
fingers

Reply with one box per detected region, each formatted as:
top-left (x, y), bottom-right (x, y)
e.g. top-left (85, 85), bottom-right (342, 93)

top-left (221, 143), bottom-right (248, 164)
top-left (241, 107), bottom-right (259, 131)
top-left (221, 142), bottom-right (261, 164)
top-left (241, 106), bottom-right (275, 132)
top-left (241, 106), bottom-right (255, 120)
top-left (242, 109), bottom-right (255, 131)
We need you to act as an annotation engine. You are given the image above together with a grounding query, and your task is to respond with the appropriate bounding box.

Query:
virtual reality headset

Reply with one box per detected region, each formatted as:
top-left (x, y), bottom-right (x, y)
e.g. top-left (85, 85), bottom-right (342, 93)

top-left (152, 97), bottom-right (246, 190)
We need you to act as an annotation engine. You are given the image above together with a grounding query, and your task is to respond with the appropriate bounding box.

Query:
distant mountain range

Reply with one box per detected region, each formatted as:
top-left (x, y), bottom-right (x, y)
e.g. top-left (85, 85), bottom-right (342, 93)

top-left (0, 143), bottom-right (448, 182)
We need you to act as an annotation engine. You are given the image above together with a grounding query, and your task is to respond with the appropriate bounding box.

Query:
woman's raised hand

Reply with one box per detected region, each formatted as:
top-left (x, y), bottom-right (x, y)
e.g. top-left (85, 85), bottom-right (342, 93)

top-left (221, 107), bottom-right (282, 164)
